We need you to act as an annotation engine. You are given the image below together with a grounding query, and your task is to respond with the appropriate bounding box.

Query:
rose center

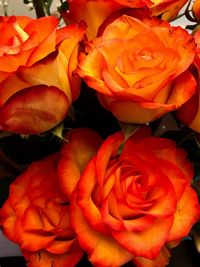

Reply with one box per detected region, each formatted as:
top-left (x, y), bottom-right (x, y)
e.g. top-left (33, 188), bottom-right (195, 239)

top-left (135, 50), bottom-right (153, 61)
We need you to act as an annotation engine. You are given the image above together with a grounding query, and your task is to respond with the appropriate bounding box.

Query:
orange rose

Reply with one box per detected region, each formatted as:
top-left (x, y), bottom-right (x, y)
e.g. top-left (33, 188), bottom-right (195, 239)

top-left (61, 128), bottom-right (200, 266)
top-left (176, 30), bottom-right (200, 133)
top-left (0, 16), bottom-right (85, 134)
top-left (62, 0), bottom-right (188, 39)
top-left (0, 154), bottom-right (83, 267)
top-left (78, 15), bottom-right (196, 124)
top-left (61, 0), bottom-right (150, 39)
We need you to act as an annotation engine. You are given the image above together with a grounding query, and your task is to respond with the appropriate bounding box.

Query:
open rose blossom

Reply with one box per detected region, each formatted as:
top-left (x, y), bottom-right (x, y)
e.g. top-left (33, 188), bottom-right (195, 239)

top-left (78, 15), bottom-right (196, 124)
top-left (0, 154), bottom-right (83, 267)
top-left (62, 0), bottom-right (188, 39)
top-left (0, 16), bottom-right (85, 134)
top-left (176, 29), bottom-right (200, 133)
top-left (61, 128), bottom-right (200, 267)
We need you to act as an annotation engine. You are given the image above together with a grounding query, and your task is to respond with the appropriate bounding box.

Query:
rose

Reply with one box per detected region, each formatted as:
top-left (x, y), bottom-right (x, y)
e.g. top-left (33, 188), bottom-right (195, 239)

top-left (60, 128), bottom-right (200, 266)
top-left (0, 154), bottom-right (83, 267)
top-left (78, 15), bottom-right (196, 124)
top-left (176, 30), bottom-right (200, 133)
top-left (61, 0), bottom-right (187, 39)
top-left (71, 130), bottom-right (200, 266)
top-left (0, 16), bottom-right (85, 134)
top-left (61, 0), bottom-right (149, 39)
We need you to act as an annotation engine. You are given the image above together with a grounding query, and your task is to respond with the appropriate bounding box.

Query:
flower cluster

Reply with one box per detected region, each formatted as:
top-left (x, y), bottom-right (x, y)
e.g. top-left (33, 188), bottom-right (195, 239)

top-left (0, 0), bottom-right (200, 267)
top-left (1, 127), bottom-right (200, 267)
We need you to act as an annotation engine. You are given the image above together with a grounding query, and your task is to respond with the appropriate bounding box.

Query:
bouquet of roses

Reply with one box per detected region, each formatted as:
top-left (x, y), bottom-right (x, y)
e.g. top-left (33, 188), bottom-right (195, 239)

top-left (0, 0), bottom-right (200, 266)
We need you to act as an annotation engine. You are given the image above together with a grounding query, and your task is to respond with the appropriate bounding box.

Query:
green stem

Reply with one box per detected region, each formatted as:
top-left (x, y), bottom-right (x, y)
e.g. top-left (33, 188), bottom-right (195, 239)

top-left (177, 132), bottom-right (195, 146)
top-left (32, 0), bottom-right (46, 18)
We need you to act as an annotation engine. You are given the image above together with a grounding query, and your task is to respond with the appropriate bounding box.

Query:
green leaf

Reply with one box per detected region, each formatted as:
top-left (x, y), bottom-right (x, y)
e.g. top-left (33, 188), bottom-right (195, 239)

top-left (117, 122), bottom-right (140, 155)
top-left (194, 133), bottom-right (200, 149)
top-left (32, 0), bottom-right (46, 17)
top-left (51, 123), bottom-right (68, 142)
top-left (58, 0), bottom-right (69, 13)
top-left (190, 222), bottom-right (200, 253)
top-left (0, 131), bottom-right (15, 139)
top-left (118, 121), bottom-right (140, 142)
top-left (67, 105), bottom-right (76, 121)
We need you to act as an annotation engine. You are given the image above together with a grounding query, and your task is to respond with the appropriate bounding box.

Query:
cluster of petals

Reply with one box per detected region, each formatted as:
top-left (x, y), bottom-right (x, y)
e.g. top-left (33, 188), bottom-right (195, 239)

top-left (1, 127), bottom-right (200, 266)
top-left (0, 15), bottom-right (85, 134)
top-left (78, 15), bottom-right (196, 124)
top-left (62, 0), bottom-right (200, 134)
top-left (0, 2), bottom-right (199, 133)
top-left (0, 153), bottom-right (83, 267)
top-left (1, 0), bottom-right (200, 266)
top-left (59, 128), bottom-right (200, 267)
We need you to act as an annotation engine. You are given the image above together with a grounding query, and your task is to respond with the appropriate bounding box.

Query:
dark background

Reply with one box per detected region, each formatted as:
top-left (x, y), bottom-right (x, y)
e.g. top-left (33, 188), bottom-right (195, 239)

top-left (0, 240), bottom-right (200, 267)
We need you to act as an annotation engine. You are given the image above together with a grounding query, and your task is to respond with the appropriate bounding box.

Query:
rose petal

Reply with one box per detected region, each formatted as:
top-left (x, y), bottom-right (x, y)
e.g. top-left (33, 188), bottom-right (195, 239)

top-left (18, 52), bottom-right (72, 101)
top-left (101, 97), bottom-right (173, 123)
top-left (95, 131), bottom-right (124, 193)
top-left (25, 16), bottom-right (58, 65)
top-left (0, 85), bottom-right (69, 134)
top-left (112, 216), bottom-right (174, 259)
top-left (167, 186), bottom-right (200, 242)
top-left (46, 239), bottom-right (76, 254)
top-left (167, 70), bottom-right (196, 107)
top-left (133, 246), bottom-right (170, 267)
top-left (58, 128), bottom-right (102, 198)
top-left (71, 191), bottom-right (133, 267)
top-left (0, 201), bottom-right (17, 243)
top-left (25, 246), bottom-right (83, 267)
top-left (77, 158), bottom-right (108, 234)
top-left (0, 73), bottom-right (31, 106)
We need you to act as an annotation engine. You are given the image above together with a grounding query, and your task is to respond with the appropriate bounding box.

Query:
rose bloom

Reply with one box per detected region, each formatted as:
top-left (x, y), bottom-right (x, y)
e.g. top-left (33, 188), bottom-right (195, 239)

top-left (176, 30), bottom-right (200, 133)
top-left (62, 0), bottom-right (188, 39)
top-left (0, 16), bottom-right (85, 134)
top-left (60, 128), bottom-right (200, 267)
top-left (0, 154), bottom-right (83, 267)
top-left (78, 15), bottom-right (196, 124)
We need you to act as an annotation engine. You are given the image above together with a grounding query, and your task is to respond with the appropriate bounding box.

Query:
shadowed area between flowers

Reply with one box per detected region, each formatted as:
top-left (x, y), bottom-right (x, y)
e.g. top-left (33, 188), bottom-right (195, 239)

top-left (0, 240), bottom-right (199, 267)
